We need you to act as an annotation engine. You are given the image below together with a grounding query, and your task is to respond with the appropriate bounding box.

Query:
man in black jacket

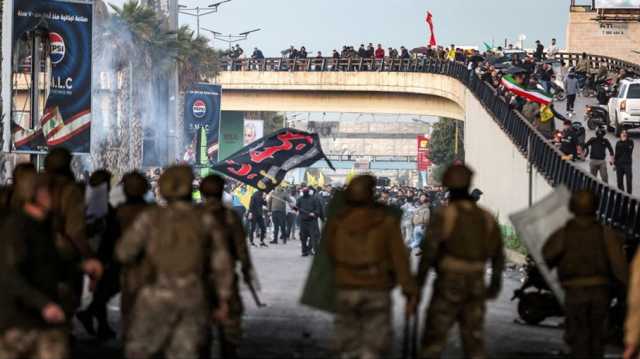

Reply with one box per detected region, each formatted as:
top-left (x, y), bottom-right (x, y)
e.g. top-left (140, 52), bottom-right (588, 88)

top-left (614, 130), bottom-right (634, 194)
top-left (0, 174), bottom-right (76, 359)
top-left (584, 126), bottom-right (615, 183)
top-left (559, 120), bottom-right (580, 159)
top-left (249, 191), bottom-right (268, 247)
top-left (296, 187), bottom-right (323, 257)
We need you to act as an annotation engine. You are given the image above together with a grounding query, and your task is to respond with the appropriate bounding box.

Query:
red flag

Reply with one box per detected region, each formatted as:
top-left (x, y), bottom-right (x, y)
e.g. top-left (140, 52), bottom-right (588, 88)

top-left (426, 11), bottom-right (436, 47)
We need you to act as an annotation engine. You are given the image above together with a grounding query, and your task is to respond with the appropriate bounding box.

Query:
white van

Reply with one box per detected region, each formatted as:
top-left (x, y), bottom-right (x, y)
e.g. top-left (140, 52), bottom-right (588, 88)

top-left (609, 78), bottom-right (640, 135)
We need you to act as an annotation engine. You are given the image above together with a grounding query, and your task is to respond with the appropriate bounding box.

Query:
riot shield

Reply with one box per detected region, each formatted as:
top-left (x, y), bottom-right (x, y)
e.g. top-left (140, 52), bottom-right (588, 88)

top-left (509, 186), bottom-right (572, 305)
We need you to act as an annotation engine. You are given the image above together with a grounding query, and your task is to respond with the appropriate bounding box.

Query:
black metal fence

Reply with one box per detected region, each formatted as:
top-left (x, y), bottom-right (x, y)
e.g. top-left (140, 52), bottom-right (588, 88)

top-left (220, 56), bottom-right (640, 238)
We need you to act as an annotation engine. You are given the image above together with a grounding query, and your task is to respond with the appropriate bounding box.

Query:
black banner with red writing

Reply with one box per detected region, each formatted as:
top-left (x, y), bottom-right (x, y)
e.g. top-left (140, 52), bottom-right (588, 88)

top-left (212, 128), bottom-right (334, 192)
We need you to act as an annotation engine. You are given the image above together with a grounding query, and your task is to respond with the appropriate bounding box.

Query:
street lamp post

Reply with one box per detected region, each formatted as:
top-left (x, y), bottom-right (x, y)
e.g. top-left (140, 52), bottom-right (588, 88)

top-left (178, 0), bottom-right (231, 37)
top-left (202, 27), bottom-right (261, 49)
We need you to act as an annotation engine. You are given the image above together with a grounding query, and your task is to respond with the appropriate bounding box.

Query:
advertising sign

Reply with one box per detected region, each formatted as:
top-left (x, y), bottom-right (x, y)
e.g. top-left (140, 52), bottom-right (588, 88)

top-left (11, 0), bottom-right (93, 153)
top-left (244, 119), bottom-right (264, 145)
top-left (595, 0), bottom-right (640, 8)
top-left (417, 135), bottom-right (432, 171)
top-left (183, 83), bottom-right (221, 164)
top-left (218, 111), bottom-right (244, 161)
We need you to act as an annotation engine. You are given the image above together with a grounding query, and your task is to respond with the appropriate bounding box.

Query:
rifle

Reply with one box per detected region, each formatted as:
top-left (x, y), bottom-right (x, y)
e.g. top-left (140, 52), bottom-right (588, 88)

top-left (246, 280), bottom-right (267, 308)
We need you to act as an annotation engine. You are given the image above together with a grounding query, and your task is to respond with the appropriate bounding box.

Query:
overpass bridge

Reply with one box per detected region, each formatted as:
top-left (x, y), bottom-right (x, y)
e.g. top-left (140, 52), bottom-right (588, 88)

top-left (217, 55), bottom-right (640, 238)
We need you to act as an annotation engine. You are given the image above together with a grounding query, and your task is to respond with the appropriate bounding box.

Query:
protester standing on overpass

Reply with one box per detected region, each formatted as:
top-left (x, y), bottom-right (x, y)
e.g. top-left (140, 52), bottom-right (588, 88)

top-left (583, 126), bottom-right (615, 183)
top-left (614, 130), bottom-right (634, 194)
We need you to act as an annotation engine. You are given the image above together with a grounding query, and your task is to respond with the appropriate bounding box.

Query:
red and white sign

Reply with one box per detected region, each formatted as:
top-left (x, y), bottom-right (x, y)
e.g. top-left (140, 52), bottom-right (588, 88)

top-left (417, 135), bottom-right (432, 171)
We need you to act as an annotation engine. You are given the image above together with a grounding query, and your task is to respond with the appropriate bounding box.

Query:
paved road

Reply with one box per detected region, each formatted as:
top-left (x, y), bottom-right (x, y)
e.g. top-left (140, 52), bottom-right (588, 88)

top-left (555, 94), bottom-right (639, 198)
top-left (73, 236), bottom-right (627, 358)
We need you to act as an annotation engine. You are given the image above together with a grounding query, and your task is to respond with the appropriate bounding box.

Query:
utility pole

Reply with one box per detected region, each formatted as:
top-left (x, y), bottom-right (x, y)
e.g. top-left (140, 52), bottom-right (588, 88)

top-left (179, 0), bottom-right (231, 37)
top-left (202, 28), bottom-right (261, 49)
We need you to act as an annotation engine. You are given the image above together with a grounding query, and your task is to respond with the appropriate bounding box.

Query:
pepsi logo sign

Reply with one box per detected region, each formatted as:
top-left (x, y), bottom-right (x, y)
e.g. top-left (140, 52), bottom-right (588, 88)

top-left (192, 99), bottom-right (207, 119)
top-left (49, 33), bottom-right (66, 65)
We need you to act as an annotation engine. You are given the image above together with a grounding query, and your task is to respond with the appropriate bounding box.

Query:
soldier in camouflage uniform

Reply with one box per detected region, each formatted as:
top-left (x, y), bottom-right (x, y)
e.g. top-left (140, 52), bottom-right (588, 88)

top-left (544, 190), bottom-right (628, 359)
top-left (326, 175), bottom-right (418, 359)
top-left (116, 165), bottom-right (233, 359)
top-left (0, 173), bottom-right (72, 359)
top-left (417, 165), bottom-right (504, 359)
top-left (44, 149), bottom-right (102, 315)
top-left (116, 172), bottom-right (153, 337)
top-left (201, 174), bottom-right (257, 359)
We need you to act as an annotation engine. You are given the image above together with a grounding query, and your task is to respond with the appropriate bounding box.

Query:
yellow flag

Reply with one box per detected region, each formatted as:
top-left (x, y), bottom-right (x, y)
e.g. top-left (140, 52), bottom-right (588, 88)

top-left (234, 185), bottom-right (256, 209)
top-left (345, 169), bottom-right (356, 184)
top-left (318, 172), bottom-right (326, 187)
top-left (306, 172), bottom-right (318, 187)
top-left (540, 105), bottom-right (554, 123)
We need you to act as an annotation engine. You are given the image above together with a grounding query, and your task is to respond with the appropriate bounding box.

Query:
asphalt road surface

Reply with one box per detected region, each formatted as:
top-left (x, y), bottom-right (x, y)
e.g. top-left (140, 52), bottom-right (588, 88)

top-left (72, 236), bottom-right (625, 358)
top-left (555, 93), bottom-right (639, 198)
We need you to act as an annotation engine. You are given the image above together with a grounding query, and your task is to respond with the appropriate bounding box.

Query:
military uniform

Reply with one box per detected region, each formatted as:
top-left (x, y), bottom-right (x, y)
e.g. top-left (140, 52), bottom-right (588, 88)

top-left (543, 191), bottom-right (628, 359)
top-left (116, 166), bottom-right (233, 359)
top-left (326, 175), bottom-right (418, 359)
top-left (0, 175), bottom-right (74, 359)
top-left (417, 165), bottom-right (504, 359)
top-left (205, 198), bottom-right (255, 358)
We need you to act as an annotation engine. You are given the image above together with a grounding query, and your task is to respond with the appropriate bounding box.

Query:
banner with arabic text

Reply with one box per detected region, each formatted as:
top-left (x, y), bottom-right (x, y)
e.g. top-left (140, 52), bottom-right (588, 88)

top-left (212, 128), bottom-right (335, 192)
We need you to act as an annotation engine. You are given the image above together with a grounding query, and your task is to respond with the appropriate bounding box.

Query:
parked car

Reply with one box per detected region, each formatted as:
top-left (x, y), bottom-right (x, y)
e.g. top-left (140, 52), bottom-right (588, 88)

top-left (608, 78), bottom-right (640, 136)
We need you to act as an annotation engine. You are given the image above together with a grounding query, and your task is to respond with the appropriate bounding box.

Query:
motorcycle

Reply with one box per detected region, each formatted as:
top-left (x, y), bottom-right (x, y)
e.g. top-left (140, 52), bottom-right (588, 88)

top-left (512, 258), bottom-right (563, 325)
top-left (585, 104), bottom-right (612, 131)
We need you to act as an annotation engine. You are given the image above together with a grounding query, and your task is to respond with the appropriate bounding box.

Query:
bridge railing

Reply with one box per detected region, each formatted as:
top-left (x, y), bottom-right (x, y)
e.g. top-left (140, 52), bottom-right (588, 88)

top-left (220, 56), bottom-right (640, 238)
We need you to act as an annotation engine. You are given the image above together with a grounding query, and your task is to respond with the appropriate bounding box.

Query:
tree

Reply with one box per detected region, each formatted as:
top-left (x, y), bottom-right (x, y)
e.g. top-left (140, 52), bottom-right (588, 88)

top-left (175, 26), bottom-right (221, 90)
top-left (428, 118), bottom-right (465, 182)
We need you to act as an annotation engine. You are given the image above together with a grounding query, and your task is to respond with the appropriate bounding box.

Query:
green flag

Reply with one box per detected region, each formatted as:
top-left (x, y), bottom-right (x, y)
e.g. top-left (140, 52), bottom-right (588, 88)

top-left (299, 190), bottom-right (347, 313)
top-left (483, 42), bottom-right (492, 51)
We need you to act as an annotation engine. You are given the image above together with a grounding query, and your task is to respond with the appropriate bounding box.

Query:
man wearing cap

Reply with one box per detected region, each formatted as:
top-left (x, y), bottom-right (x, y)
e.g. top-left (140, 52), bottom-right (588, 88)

top-left (417, 164), bottom-right (504, 358)
top-left (544, 190), bottom-right (628, 358)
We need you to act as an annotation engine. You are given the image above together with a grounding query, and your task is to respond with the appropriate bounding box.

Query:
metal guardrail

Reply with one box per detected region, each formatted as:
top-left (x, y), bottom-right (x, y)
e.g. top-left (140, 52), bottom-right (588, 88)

top-left (220, 55), bottom-right (640, 238)
top-left (326, 154), bottom-right (417, 162)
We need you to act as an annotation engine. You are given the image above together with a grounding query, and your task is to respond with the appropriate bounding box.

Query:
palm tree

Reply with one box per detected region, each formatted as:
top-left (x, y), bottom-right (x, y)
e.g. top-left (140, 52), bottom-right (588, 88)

top-left (175, 26), bottom-right (221, 90)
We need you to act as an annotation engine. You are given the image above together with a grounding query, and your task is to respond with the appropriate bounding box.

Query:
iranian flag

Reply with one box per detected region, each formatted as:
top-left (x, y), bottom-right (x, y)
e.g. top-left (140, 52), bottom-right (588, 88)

top-left (501, 74), bottom-right (552, 105)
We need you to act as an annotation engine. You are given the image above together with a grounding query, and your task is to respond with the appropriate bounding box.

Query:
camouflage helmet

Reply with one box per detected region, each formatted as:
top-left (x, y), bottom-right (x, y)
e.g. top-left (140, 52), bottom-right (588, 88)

top-left (159, 165), bottom-right (194, 200)
top-left (200, 174), bottom-right (225, 199)
top-left (345, 175), bottom-right (376, 205)
top-left (122, 171), bottom-right (150, 198)
top-left (44, 148), bottom-right (72, 175)
top-left (569, 190), bottom-right (598, 216)
top-left (442, 164), bottom-right (474, 190)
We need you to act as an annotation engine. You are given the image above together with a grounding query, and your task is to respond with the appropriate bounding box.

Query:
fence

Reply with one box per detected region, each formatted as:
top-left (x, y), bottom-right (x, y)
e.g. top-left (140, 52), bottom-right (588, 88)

top-left (220, 55), bottom-right (640, 238)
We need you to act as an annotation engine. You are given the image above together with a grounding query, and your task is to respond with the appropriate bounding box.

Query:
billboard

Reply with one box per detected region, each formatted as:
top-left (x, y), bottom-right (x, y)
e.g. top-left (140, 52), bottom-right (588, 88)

top-left (417, 135), bottom-right (432, 171)
top-left (182, 83), bottom-right (221, 164)
top-left (244, 119), bottom-right (264, 145)
top-left (595, 0), bottom-right (640, 8)
top-left (11, 0), bottom-right (93, 153)
top-left (218, 111), bottom-right (244, 161)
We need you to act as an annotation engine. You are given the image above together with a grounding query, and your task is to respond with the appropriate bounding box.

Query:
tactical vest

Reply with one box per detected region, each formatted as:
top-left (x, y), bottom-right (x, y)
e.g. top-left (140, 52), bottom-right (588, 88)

top-left (146, 206), bottom-right (208, 277)
top-left (438, 201), bottom-right (498, 263)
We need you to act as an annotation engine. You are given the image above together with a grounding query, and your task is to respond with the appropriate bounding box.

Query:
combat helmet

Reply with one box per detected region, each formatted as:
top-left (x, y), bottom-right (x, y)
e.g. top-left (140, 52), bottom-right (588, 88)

top-left (442, 164), bottom-right (473, 190)
top-left (569, 190), bottom-right (598, 216)
top-left (159, 165), bottom-right (194, 200)
top-left (345, 175), bottom-right (376, 205)
top-left (200, 174), bottom-right (225, 199)
top-left (122, 171), bottom-right (150, 198)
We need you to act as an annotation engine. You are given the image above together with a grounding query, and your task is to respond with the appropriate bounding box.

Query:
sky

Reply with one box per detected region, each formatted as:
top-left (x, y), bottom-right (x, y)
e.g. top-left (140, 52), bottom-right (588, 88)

top-left (106, 0), bottom-right (571, 56)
